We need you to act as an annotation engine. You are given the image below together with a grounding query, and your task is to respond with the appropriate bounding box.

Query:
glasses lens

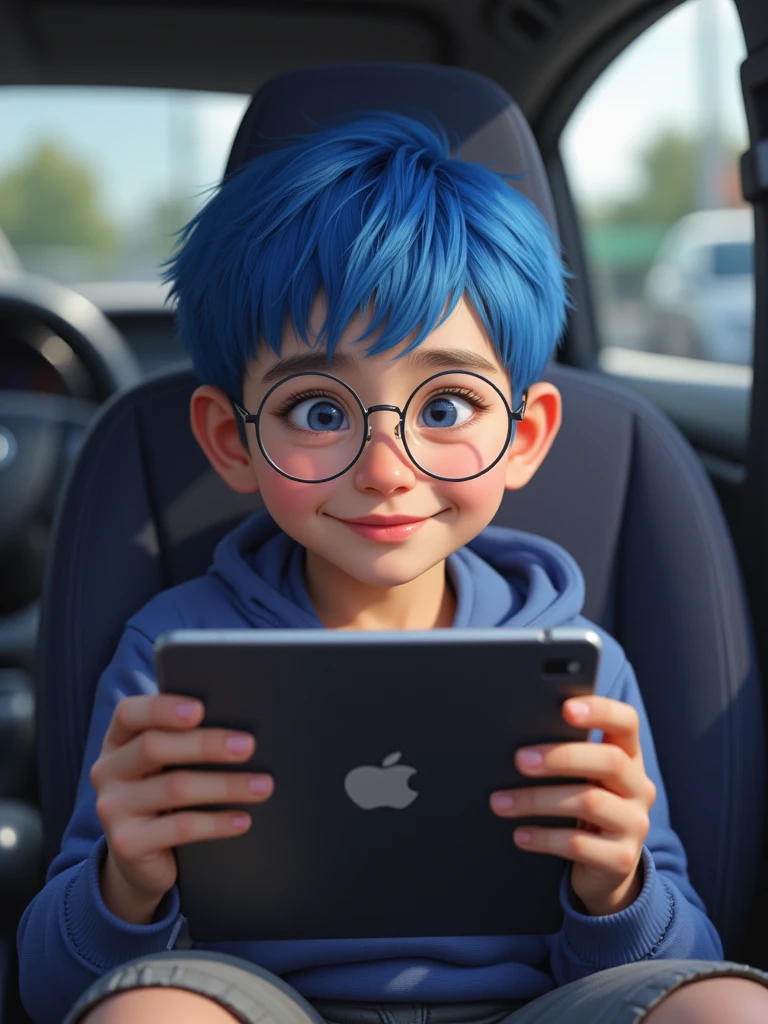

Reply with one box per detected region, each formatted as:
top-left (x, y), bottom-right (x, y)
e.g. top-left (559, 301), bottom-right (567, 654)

top-left (257, 374), bottom-right (365, 481)
top-left (403, 372), bottom-right (511, 480)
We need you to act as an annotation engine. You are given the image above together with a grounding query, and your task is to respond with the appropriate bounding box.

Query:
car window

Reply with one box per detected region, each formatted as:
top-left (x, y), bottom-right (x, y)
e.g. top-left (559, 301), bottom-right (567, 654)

top-left (713, 241), bottom-right (753, 276)
top-left (561, 0), bottom-right (751, 366)
top-left (0, 87), bottom-right (250, 285)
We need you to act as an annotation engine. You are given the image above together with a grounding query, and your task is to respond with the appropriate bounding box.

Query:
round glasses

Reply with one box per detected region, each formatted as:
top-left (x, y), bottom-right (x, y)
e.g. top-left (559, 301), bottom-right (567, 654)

top-left (234, 370), bottom-right (527, 484)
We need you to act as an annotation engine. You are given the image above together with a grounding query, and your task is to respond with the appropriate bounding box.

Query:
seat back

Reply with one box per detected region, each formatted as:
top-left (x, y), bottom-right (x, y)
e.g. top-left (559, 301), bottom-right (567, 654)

top-left (38, 65), bottom-right (764, 956)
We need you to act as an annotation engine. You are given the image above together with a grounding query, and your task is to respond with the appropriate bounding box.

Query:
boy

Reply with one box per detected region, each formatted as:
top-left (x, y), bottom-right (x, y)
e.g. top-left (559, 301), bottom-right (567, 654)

top-left (17, 112), bottom-right (768, 1024)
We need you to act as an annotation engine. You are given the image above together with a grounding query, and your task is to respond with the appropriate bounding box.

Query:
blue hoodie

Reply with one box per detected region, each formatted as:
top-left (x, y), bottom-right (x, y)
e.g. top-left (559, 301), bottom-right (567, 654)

top-left (17, 512), bottom-right (723, 1024)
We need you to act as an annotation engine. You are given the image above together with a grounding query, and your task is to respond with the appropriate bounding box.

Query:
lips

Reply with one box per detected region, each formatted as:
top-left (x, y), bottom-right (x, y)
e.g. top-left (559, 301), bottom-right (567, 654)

top-left (340, 515), bottom-right (430, 526)
top-left (328, 512), bottom-right (439, 543)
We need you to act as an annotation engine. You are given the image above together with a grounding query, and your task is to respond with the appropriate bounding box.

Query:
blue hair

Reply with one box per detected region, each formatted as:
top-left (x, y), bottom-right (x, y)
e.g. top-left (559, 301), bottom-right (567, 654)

top-left (165, 111), bottom-right (570, 400)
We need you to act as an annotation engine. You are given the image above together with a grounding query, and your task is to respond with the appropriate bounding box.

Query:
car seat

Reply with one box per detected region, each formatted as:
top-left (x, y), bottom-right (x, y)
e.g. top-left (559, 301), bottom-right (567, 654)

top-left (33, 64), bottom-right (765, 964)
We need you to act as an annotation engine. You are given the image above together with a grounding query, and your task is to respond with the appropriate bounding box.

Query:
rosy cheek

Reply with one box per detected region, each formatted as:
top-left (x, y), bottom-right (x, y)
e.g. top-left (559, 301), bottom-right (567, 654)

top-left (438, 465), bottom-right (507, 515)
top-left (256, 470), bottom-right (334, 523)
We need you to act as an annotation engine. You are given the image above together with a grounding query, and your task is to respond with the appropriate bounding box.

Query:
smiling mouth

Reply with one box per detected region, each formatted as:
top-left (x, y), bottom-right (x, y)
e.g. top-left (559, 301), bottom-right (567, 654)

top-left (339, 515), bottom-right (433, 526)
top-left (328, 511), bottom-right (444, 541)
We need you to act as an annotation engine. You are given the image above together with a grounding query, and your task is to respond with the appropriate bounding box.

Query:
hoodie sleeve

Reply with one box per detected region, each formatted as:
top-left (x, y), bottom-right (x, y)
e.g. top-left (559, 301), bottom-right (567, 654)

top-left (17, 625), bottom-right (184, 1024)
top-left (549, 655), bottom-right (723, 984)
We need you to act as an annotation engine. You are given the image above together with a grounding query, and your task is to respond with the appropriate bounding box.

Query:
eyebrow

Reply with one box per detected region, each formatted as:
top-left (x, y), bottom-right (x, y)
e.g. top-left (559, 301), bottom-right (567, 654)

top-left (260, 350), bottom-right (358, 382)
top-left (404, 348), bottom-right (500, 375)
top-left (260, 346), bottom-right (500, 382)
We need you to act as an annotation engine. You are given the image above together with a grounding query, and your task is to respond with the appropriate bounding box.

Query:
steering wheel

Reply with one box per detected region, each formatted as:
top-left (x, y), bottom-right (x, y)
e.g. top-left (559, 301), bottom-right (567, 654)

top-left (0, 273), bottom-right (142, 555)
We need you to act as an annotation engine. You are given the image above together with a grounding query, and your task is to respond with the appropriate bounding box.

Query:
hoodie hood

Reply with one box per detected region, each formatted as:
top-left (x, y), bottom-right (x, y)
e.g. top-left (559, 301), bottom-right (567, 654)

top-left (207, 511), bottom-right (586, 631)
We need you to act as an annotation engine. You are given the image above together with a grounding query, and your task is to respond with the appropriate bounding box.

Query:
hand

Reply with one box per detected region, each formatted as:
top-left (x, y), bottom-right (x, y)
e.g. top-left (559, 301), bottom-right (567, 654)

top-left (490, 695), bottom-right (657, 916)
top-left (90, 693), bottom-right (274, 925)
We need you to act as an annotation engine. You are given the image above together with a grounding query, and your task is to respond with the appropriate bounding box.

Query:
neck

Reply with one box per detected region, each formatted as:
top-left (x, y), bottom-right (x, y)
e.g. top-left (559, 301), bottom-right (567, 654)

top-left (303, 552), bottom-right (455, 630)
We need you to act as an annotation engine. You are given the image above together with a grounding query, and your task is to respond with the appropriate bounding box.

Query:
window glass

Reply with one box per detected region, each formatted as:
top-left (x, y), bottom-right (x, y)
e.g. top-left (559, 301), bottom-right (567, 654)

top-left (0, 87), bottom-right (250, 284)
top-left (561, 0), bottom-right (751, 365)
top-left (713, 242), bottom-right (753, 276)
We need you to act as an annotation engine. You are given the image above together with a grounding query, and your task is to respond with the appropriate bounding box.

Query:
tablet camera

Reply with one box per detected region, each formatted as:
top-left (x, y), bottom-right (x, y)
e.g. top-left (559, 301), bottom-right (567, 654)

top-left (542, 658), bottom-right (583, 676)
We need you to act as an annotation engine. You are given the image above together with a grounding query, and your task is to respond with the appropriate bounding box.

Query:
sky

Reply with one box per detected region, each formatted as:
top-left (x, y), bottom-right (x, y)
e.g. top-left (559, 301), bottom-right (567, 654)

top-left (562, 0), bottom-right (748, 204)
top-left (0, 0), bottom-right (749, 228)
top-left (0, 88), bottom-right (250, 225)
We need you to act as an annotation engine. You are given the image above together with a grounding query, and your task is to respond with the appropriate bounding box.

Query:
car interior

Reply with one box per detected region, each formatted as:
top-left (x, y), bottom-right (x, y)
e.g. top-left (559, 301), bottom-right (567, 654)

top-left (2, 1), bottom-right (768, 1022)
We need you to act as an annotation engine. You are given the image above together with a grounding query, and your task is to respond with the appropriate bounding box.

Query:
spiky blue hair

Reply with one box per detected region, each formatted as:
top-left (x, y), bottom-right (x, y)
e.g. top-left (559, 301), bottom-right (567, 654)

top-left (165, 111), bottom-right (569, 400)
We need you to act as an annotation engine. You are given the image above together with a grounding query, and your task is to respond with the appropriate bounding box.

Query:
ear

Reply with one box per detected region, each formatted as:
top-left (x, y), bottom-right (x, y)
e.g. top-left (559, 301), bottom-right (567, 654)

top-left (504, 382), bottom-right (562, 490)
top-left (190, 385), bottom-right (260, 495)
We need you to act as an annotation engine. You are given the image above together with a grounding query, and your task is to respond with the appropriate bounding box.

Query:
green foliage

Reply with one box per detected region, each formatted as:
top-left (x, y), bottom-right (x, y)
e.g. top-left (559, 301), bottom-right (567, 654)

top-left (593, 131), bottom-right (739, 228)
top-left (148, 196), bottom-right (198, 259)
top-left (608, 132), bottom-right (700, 225)
top-left (0, 142), bottom-right (116, 251)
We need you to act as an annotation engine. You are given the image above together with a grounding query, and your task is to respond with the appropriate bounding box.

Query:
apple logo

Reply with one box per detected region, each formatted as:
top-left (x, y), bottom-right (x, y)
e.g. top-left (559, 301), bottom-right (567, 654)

top-left (344, 752), bottom-right (419, 810)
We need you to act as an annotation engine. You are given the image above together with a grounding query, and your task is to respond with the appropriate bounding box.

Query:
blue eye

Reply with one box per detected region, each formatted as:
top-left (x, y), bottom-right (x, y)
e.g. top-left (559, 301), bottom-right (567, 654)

top-left (419, 395), bottom-right (474, 429)
top-left (290, 398), bottom-right (349, 432)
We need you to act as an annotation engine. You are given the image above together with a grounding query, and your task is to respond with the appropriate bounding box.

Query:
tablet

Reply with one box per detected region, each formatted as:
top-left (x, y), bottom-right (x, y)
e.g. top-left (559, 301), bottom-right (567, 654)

top-left (155, 627), bottom-right (601, 942)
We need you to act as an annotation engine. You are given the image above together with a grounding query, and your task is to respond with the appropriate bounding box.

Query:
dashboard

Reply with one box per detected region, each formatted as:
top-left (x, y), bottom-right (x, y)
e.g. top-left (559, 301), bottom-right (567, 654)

top-left (73, 281), bottom-right (189, 375)
top-left (107, 310), bottom-right (188, 374)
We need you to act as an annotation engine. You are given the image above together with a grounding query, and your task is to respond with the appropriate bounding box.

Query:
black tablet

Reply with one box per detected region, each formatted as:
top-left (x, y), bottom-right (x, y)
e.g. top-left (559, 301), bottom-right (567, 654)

top-left (154, 627), bottom-right (601, 942)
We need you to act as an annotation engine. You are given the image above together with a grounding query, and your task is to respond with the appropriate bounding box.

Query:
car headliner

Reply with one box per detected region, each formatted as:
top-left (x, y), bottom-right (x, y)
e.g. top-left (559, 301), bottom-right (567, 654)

top-left (0, 0), bottom-right (703, 134)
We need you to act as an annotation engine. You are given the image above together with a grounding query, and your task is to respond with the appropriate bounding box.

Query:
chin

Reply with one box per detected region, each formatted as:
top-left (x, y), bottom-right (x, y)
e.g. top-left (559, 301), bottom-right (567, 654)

top-left (337, 553), bottom-right (442, 589)
top-left (355, 570), bottom-right (425, 589)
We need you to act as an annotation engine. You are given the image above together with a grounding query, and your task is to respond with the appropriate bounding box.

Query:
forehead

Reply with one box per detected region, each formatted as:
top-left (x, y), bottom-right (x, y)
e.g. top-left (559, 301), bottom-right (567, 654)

top-left (250, 295), bottom-right (506, 387)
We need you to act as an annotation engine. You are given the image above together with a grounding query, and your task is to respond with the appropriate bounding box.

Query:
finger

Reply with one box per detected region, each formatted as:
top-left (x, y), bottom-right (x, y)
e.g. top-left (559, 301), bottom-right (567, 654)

top-left (98, 771), bottom-right (274, 822)
top-left (104, 695), bottom-right (205, 753)
top-left (562, 696), bottom-right (642, 759)
top-left (512, 824), bottom-right (639, 875)
top-left (515, 742), bottom-right (639, 798)
top-left (490, 783), bottom-right (642, 836)
top-left (100, 727), bottom-right (256, 782)
top-left (109, 810), bottom-right (253, 861)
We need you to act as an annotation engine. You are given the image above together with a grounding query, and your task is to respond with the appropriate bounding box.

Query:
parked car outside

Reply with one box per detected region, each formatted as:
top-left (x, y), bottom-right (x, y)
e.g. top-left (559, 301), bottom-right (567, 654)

top-left (643, 207), bottom-right (753, 363)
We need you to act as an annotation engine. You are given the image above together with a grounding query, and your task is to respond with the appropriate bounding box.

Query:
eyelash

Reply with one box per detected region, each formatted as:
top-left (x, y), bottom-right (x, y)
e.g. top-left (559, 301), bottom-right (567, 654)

top-left (421, 387), bottom-right (491, 412)
top-left (274, 389), bottom-right (349, 419)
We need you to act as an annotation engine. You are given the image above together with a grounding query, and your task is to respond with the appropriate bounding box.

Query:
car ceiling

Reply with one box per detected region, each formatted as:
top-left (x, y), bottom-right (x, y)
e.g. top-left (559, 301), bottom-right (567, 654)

top-left (4, 0), bottom-right (762, 135)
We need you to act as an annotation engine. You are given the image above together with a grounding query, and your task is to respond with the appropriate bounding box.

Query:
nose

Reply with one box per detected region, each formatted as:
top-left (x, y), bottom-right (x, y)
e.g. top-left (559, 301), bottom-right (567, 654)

top-left (352, 410), bottom-right (415, 494)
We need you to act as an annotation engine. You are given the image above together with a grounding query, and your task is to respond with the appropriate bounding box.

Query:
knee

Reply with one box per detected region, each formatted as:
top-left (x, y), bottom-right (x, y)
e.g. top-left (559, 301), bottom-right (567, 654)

top-left (77, 987), bottom-right (241, 1024)
top-left (644, 976), bottom-right (768, 1024)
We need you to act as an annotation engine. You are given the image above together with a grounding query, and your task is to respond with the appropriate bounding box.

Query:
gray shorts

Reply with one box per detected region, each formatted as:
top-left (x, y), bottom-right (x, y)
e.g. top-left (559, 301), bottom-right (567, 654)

top-left (63, 951), bottom-right (768, 1024)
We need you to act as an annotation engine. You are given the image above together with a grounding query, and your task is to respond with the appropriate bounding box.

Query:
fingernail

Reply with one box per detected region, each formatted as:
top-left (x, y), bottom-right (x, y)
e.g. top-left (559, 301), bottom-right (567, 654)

top-left (518, 750), bottom-right (543, 768)
top-left (515, 829), bottom-right (532, 845)
top-left (226, 735), bottom-right (253, 754)
top-left (568, 701), bottom-right (590, 719)
top-left (249, 776), bottom-right (272, 795)
top-left (231, 813), bottom-right (250, 830)
top-left (491, 794), bottom-right (515, 812)
top-left (175, 700), bottom-right (201, 721)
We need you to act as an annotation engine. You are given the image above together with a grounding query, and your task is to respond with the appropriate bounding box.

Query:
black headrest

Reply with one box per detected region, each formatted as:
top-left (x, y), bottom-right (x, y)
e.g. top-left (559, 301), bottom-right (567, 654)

top-left (225, 63), bottom-right (557, 234)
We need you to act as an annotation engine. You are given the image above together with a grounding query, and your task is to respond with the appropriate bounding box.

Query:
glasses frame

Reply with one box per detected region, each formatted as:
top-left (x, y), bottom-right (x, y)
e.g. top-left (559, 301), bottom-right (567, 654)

top-left (233, 369), bottom-right (528, 484)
